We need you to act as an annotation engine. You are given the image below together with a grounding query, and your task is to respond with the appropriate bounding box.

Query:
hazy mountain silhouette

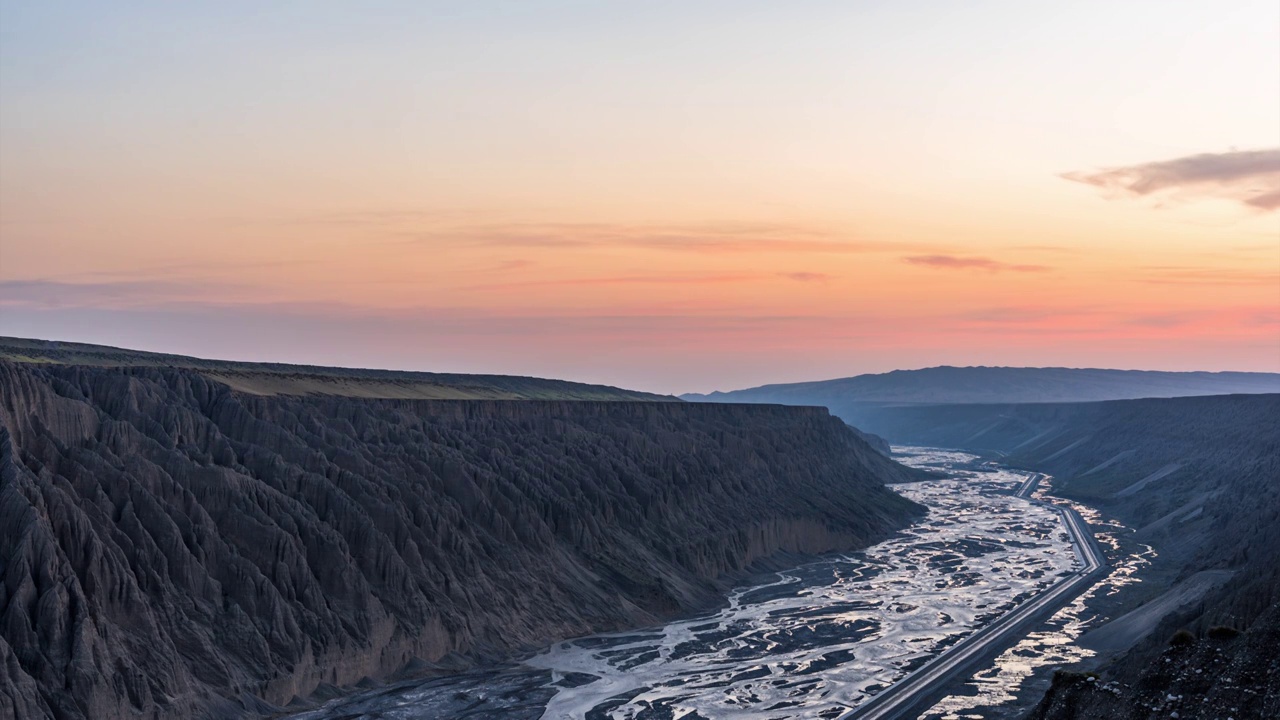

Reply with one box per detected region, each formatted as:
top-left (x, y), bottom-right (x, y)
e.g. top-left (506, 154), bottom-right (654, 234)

top-left (684, 365), bottom-right (1280, 408)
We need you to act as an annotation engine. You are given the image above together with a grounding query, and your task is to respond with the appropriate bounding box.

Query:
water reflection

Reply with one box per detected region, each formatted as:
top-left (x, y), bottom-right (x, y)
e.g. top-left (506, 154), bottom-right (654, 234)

top-left (921, 463), bottom-right (1152, 720)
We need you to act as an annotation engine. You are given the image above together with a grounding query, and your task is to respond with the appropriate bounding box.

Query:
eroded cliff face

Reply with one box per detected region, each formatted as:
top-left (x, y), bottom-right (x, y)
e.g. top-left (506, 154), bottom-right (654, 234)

top-left (0, 361), bottom-right (921, 719)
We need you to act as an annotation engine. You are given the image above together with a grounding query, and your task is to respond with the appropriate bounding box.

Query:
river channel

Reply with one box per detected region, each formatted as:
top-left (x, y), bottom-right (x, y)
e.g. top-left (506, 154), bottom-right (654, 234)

top-left (291, 448), bottom-right (1113, 719)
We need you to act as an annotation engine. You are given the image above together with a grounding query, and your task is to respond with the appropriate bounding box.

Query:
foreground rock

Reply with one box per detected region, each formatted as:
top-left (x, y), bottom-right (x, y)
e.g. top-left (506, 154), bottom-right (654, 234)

top-left (1030, 604), bottom-right (1280, 720)
top-left (0, 360), bottom-right (921, 718)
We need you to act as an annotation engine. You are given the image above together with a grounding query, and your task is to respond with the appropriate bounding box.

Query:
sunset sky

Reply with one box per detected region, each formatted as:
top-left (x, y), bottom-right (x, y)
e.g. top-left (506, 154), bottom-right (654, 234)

top-left (2, 0), bottom-right (1278, 393)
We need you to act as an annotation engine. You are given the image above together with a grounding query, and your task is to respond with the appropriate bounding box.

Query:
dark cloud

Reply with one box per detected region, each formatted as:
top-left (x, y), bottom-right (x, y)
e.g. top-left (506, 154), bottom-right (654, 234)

top-left (1244, 189), bottom-right (1280, 211)
top-left (903, 255), bottom-right (1050, 273)
top-left (1062, 148), bottom-right (1280, 211)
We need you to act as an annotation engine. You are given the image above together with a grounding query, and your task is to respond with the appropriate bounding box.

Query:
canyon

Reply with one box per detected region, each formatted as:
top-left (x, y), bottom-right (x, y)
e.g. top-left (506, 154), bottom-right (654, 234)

top-left (0, 355), bottom-right (919, 719)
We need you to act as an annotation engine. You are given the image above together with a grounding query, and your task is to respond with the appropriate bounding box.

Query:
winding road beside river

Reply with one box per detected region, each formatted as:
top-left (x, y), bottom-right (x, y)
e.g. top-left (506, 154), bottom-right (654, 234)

top-left (843, 472), bottom-right (1107, 720)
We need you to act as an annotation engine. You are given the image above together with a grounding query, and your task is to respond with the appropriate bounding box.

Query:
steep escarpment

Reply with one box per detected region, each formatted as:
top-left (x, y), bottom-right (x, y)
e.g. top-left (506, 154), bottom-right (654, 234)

top-left (847, 425), bottom-right (892, 456)
top-left (0, 361), bottom-right (921, 719)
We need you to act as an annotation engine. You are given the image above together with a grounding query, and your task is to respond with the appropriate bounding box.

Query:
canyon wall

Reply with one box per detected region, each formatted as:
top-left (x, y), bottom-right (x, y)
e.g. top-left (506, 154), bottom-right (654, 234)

top-left (0, 361), bottom-right (921, 718)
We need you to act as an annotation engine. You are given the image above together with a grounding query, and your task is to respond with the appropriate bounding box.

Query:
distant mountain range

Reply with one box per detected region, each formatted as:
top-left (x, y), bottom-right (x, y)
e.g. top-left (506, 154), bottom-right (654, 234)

top-left (683, 366), bottom-right (1280, 433)
top-left (684, 366), bottom-right (1280, 405)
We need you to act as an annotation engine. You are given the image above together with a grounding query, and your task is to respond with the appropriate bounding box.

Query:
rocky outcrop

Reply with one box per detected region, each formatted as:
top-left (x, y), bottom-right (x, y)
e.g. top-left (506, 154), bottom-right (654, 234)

top-left (847, 425), bottom-right (892, 456)
top-left (0, 361), bottom-right (921, 719)
top-left (1030, 604), bottom-right (1280, 720)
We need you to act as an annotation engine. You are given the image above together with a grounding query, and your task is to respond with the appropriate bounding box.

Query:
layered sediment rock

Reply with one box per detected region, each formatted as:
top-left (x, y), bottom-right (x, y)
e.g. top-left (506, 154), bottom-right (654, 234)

top-left (0, 361), bottom-right (921, 718)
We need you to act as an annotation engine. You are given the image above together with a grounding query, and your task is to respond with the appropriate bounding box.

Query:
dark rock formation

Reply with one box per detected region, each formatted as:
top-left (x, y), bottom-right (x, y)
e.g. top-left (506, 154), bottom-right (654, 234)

top-left (0, 360), bottom-right (921, 718)
top-left (1030, 604), bottom-right (1280, 720)
top-left (846, 425), bottom-right (892, 457)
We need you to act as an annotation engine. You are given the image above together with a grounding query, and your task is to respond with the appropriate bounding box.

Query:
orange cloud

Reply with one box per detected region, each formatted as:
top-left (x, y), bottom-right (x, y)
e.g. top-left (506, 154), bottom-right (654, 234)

top-left (903, 255), bottom-right (1050, 273)
top-left (1139, 267), bottom-right (1280, 286)
top-left (397, 221), bottom-right (936, 255)
top-left (465, 274), bottom-right (761, 291)
top-left (778, 272), bottom-right (832, 282)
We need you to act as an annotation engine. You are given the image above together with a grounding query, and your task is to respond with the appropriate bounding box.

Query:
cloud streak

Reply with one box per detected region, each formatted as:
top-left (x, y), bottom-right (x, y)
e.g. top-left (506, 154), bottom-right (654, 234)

top-left (465, 274), bottom-right (760, 291)
top-left (778, 272), bottom-right (832, 282)
top-left (0, 279), bottom-right (253, 309)
top-left (903, 255), bottom-right (1050, 273)
top-left (471, 270), bottom-right (845, 291)
top-left (397, 221), bottom-right (936, 255)
top-left (1138, 267), bottom-right (1280, 286)
top-left (1062, 148), bottom-right (1280, 211)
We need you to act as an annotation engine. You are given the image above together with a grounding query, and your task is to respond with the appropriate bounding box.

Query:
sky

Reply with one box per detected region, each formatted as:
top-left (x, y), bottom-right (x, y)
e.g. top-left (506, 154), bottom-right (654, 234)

top-left (1, 0), bottom-right (1277, 394)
